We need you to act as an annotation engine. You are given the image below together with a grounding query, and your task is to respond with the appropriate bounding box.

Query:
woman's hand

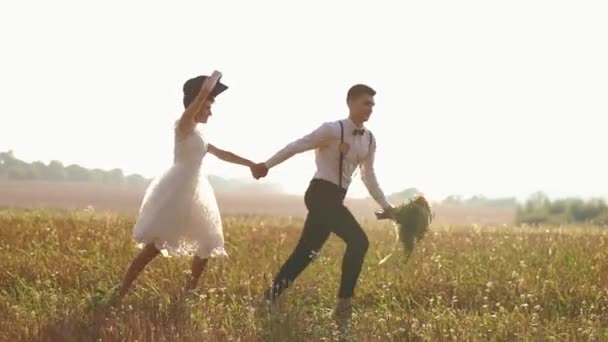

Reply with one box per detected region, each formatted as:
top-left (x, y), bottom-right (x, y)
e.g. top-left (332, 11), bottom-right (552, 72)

top-left (178, 71), bottom-right (222, 133)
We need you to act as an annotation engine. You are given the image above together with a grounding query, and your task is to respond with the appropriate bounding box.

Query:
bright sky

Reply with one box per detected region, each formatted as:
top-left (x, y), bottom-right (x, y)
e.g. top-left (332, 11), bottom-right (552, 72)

top-left (1, 0), bottom-right (607, 202)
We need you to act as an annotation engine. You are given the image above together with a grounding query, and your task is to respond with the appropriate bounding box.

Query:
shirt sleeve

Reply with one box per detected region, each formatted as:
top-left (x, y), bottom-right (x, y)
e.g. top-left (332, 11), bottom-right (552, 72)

top-left (360, 133), bottom-right (392, 208)
top-left (265, 122), bottom-right (335, 168)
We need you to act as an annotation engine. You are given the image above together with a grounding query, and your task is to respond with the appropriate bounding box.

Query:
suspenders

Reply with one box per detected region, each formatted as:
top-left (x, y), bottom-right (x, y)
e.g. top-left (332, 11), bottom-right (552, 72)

top-left (339, 121), bottom-right (344, 189)
top-left (338, 120), bottom-right (374, 189)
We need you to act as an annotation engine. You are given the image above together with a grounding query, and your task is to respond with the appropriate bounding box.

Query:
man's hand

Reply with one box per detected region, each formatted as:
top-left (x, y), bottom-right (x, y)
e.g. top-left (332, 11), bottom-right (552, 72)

top-left (250, 163), bottom-right (269, 180)
top-left (375, 205), bottom-right (395, 220)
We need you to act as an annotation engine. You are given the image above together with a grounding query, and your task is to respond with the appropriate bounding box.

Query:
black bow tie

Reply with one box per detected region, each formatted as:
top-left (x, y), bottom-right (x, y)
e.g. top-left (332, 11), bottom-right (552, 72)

top-left (353, 128), bottom-right (365, 136)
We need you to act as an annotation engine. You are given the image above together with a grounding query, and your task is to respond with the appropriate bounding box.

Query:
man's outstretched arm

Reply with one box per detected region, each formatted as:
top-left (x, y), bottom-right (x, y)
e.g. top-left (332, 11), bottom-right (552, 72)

top-left (264, 122), bottom-right (334, 169)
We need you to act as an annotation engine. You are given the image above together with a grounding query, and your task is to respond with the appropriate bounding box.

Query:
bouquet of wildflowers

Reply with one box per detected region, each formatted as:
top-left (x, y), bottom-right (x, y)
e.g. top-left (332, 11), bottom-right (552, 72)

top-left (376, 194), bottom-right (434, 264)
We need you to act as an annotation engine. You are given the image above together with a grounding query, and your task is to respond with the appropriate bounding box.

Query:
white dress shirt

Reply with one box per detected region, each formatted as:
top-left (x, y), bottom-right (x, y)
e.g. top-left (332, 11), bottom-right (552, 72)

top-left (264, 118), bottom-right (392, 209)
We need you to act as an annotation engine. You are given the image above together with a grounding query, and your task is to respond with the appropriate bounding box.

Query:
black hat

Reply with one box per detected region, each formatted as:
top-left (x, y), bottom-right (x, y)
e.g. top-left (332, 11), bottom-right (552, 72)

top-left (182, 75), bottom-right (228, 108)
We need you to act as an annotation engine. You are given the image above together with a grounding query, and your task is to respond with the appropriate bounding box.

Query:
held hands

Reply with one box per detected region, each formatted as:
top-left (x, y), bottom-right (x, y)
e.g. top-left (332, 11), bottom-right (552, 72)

top-left (250, 163), bottom-right (269, 180)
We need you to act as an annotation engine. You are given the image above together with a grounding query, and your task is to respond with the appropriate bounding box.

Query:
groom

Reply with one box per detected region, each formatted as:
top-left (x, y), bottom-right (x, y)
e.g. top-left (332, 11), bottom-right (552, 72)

top-left (252, 83), bottom-right (394, 319)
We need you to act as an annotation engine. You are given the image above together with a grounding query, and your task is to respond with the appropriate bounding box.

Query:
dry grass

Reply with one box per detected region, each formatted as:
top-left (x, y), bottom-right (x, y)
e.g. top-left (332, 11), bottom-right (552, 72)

top-left (1, 208), bottom-right (607, 341)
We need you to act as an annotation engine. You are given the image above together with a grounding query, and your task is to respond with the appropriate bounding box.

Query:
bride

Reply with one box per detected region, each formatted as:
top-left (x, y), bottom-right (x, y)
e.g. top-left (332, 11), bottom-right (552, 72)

top-left (110, 70), bottom-right (259, 301)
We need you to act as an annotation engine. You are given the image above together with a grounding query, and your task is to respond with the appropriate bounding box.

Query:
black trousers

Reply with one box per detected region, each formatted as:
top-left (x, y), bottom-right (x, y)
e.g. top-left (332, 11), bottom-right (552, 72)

top-left (265, 178), bottom-right (369, 300)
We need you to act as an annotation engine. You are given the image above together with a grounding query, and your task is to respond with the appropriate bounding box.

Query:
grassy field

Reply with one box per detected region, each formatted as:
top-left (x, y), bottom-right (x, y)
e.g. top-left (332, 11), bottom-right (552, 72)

top-left (1, 209), bottom-right (607, 341)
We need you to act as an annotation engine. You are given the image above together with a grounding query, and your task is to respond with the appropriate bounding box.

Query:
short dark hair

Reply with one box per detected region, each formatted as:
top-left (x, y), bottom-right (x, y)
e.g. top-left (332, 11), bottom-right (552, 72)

top-left (346, 84), bottom-right (376, 103)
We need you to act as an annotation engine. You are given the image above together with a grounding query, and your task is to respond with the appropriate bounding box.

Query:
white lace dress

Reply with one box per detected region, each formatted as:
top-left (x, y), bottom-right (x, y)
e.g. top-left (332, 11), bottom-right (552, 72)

top-left (132, 122), bottom-right (227, 259)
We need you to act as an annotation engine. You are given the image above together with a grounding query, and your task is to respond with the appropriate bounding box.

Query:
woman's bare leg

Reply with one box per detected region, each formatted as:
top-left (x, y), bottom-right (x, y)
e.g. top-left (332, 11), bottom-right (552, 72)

top-left (185, 256), bottom-right (208, 292)
top-left (118, 243), bottom-right (160, 297)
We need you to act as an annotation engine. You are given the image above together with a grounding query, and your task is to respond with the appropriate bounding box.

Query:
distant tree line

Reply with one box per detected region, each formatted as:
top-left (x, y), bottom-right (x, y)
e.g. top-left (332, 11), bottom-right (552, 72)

top-left (516, 191), bottom-right (608, 226)
top-left (441, 194), bottom-right (517, 207)
top-left (0, 150), bottom-right (284, 192)
top-left (388, 189), bottom-right (518, 208)
top-left (0, 150), bottom-right (148, 186)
